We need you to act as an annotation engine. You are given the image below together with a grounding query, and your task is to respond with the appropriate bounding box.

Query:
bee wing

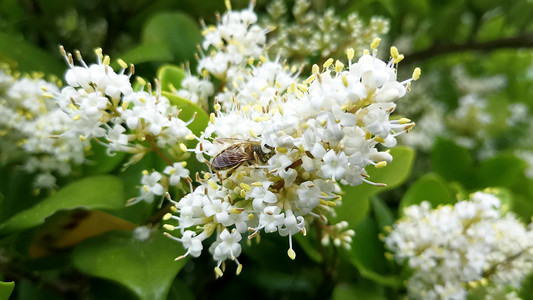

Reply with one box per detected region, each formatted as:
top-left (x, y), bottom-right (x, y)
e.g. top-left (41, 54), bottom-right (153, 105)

top-left (213, 138), bottom-right (259, 148)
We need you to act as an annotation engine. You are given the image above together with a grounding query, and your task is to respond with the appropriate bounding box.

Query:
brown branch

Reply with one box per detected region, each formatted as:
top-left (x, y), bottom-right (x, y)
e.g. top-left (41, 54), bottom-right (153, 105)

top-left (402, 33), bottom-right (533, 64)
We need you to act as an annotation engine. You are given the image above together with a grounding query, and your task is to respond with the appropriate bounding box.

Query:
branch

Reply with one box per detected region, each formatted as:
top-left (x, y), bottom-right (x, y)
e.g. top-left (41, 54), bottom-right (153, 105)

top-left (402, 33), bottom-right (533, 64)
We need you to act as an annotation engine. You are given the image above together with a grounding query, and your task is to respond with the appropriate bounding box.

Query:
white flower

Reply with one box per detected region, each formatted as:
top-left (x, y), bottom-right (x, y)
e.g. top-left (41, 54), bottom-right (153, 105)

top-left (141, 171), bottom-right (164, 196)
top-left (211, 229), bottom-right (242, 263)
top-left (385, 192), bottom-right (533, 300)
top-left (321, 150), bottom-right (349, 180)
top-left (163, 163), bottom-right (190, 185)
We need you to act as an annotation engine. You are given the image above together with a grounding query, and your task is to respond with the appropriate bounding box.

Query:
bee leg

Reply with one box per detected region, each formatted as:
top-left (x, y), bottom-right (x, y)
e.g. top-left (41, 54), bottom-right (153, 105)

top-left (225, 162), bottom-right (243, 178)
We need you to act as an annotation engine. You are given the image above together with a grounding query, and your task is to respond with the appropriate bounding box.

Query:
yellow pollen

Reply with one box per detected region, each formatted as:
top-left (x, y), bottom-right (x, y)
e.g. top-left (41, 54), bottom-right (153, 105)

top-left (214, 266), bottom-right (224, 278)
top-left (203, 173), bottom-right (211, 180)
top-left (73, 115), bottom-right (81, 121)
top-left (208, 180), bottom-right (218, 190)
top-left (390, 46), bottom-right (399, 58)
top-left (247, 57), bottom-right (254, 65)
top-left (239, 182), bottom-right (251, 191)
top-left (323, 58), bottom-right (334, 69)
top-left (143, 185), bottom-right (150, 193)
top-left (224, 0), bottom-right (231, 10)
top-left (42, 92), bottom-right (53, 98)
top-left (375, 161), bottom-right (387, 168)
top-left (179, 143), bottom-right (188, 152)
top-left (287, 248), bottom-right (296, 260)
top-left (163, 213), bottom-right (173, 221)
top-left (276, 147), bottom-right (287, 153)
top-left (393, 54), bottom-right (404, 64)
top-left (163, 224), bottom-right (175, 231)
top-left (335, 60), bottom-right (344, 73)
top-left (297, 84), bottom-right (308, 92)
top-left (117, 59), bottom-right (128, 69)
top-left (237, 173), bottom-right (244, 181)
top-left (259, 56), bottom-right (267, 63)
top-left (170, 206), bottom-right (178, 213)
top-left (342, 75), bottom-right (349, 87)
top-left (236, 264), bottom-right (243, 275)
top-left (412, 67), bottom-right (421, 80)
top-left (305, 74), bottom-right (316, 84)
top-left (248, 213), bottom-right (254, 220)
top-left (252, 182), bottom-right (263, 187)
top-left (346, 48), bottom-right (355, 60)
top-left (398, 118), bottom-right (411, 124)
top-left (168, 168), bottom-right (176, 175)
top-left (249, 129), bottom-right (257, 138)
top-left (371, 38), bottom-right (381, 49)
top-left (240, 190), bottom-right (247, 198)
top-left (241, 105), bottom-right (251, 112)
top-left (102, 55), bottom-right (111, 66)
top-left (214, 103), bottom-right (221, 111)
top-left (362, 49), bottom-right (370, 55)
top-left (79, 135), bottom-right (86, 141)
top-left (210, 113), bottom-right (216, 124)
top-left (253, 104), bottom-right (263, 112)
top-left (374, 137), bottom-right (386, 143)
top-left (312, 64), bottom-right (320, 75)
top-left (231, 208), bottom-right (244, 214)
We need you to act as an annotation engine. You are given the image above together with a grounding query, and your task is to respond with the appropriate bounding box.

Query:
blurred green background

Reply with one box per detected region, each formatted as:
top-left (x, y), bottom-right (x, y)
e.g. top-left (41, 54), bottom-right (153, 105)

top-left (1, 0), bottom-right (533, 299)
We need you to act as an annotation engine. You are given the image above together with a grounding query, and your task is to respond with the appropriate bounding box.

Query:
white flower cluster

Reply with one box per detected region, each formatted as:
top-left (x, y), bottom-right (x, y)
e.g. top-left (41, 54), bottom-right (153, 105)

top-left (50, 48), bottom-right (194, 203)
top-left (164, 4), bottom-right (419, 277)
top-left (177, 1), bottom-right (273, 110)
top-left (385, 192), bottom-right (533, 300)
top-left (0, 69), bottom-right (87, 189)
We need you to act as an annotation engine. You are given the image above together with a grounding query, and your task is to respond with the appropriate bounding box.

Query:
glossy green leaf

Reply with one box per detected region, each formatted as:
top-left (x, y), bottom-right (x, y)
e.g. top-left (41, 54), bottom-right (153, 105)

top-left (0, 32), bottom-right (64, 75)
top-left (371, 197), bottom-right (395, 232)
top-left (73, 230), bottom-right (188, 300)
top-left (141, 12), bottom-right (202, 64)
top-left (116, 43), bottom-right (174, 66)
top-left (431, 138), bottom-right (475, 187)
top-left (477, 154), bottom-right (527, 188)
top-left (0, 176), bottom-right (125, 236)
top-left (158, 65), bottom-right (187, 92)
top-left (336, 147), bottom-right (415, 227)
top-left (83, 141), bottom-right (126, 176)
top-left (162, 91), bottom-right (209, 137)
top-left (399, 173), bottom-right (456, 212)
top-left (512, 193), bottom-right (533, 223)
top-left (0, 281), bottom-right (15, 299)
top-left (349, 218), bottom-right (402, 287)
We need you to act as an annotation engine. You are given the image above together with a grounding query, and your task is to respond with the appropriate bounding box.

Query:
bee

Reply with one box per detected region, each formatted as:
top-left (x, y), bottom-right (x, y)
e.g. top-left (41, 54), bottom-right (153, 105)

top-left (210, 138), bottom-right (274, 173)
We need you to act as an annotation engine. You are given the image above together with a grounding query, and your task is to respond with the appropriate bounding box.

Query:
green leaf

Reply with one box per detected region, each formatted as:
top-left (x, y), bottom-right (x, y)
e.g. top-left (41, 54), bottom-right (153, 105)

top-left (477, 154), bottom-right (527, 188)
top-left (0, 32), bottom-right (64, 75)
top-left (349, 218), bottom-right (402, 287)
top-left (295, 233), bottom-right (323, 263)
top-left (73, 230), bottom-right (187, 300)
top-left (162, 91), bottom-right (208, 137)
top-left (83, 141), bottom-right (126, 176)
top-left (399, 173), bottom-right (456, 212)
top-left (371, 197), bottom-right (395, 232)
top-left (158, 65), bottom-right (187, 92)
top-left (332, 282), bottom-right (386, 300)
top-left (0, 176), bottom-right (125, 236)
top-left (512, 193), bottom-right (533, 223)
top-left (431, 138), bottom-right (475, 187)
top-left (116, 43), bottom-right (174, 66)
top-left (0, 281), bottom-right (15, 299)
top-left (335, 147), bottom-right (415, 227)
top-left (141, 12), bottom-right (202, 64)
